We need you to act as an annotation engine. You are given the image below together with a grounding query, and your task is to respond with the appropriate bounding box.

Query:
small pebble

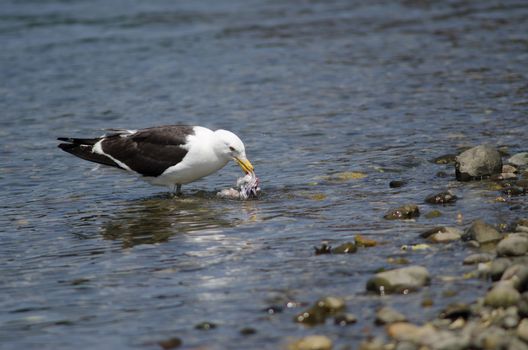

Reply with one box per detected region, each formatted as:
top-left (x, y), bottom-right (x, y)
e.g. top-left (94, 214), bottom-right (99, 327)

top-left (375, 306), bottom-right (407, 325)
top-left (384, 204), bottom-right (420, 220)
top-left (288, 335), bottom-right (333, 350)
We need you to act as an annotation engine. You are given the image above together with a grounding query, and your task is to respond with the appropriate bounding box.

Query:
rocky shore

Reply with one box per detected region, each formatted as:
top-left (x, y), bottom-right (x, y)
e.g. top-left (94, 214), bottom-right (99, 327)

top-left (287, 145), bottom-right (528, 350)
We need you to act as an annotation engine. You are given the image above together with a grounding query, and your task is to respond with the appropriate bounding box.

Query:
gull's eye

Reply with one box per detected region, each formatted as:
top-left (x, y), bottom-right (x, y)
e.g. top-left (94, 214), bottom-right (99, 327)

top-left (229, 146), bottom-right (235, 151)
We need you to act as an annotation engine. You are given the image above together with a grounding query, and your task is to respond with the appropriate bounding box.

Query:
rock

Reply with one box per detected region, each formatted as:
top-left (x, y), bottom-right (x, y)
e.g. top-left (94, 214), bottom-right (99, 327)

top-left (515, 219), bottom-right (528, 233)
top-left (502, 184), bottom-right (527, 197)
top-left (508, 152), bottom-right (528, 166)
top-left (355, 234), bottom-right (378, 247)
top-left (386, 322), bottom-right (425, 342)
top-left (375, 306), bottom-right (407, 325)
top-left (334, 313), bottom-right (357, 326)
top-left (489, 258), bottom-right (513, 281)
top-left (500, 264), bottom-right (528, 292)
top-left (158, 337), bottom-right (182, 350)
top-left (463, 253), bottom-right (493, 265)
top-left (503, 164), bottom-right (518, 173)
top-left (390, 180), bottom-right (407, 188)
top-left (358, 337), bottom-right (385, 350)
top-left (496, 235), bottom-right (528, 257)
top-left (195, 322), bottom-right (216, 330)
top-left (384, 204), bottom-right (420, 220)
top-left (518, 318), bottom-right (528, 343)
top-left (461, 219), bottom-right (501, 244)
top-left (366, 266), bottom-right (430, 294)
top-left (332, 242), bottom-right (357, 254)
top-left (288, 335), bottom-right (332, 350)
top-left (240, 327), bottom-right (257, 335)
top-left (432, 154), bottom-right (457, 165)
top-left (425, 210), bottom-right (442, 219)
top-left (455, 145), bottom-right (502, 181)
top-left (472, 325), bottom-right (510, 350)
top-left (314, 243), bottom-right (332, 255)
top-left (294, 297), bottom-right (346, 325)
top-left (425, 191), bottom-right (458, 204)
top-left (420, 226), bottom-right (462, 243)
top-left (484, 281), bottom-right (521, 308)
top-left (439, 303), bottom-right (472, 320)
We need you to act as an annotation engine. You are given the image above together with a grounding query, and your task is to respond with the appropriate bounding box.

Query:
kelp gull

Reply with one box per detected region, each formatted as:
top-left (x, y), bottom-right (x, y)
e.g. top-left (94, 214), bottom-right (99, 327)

top-left (58, 125), bottom-right (254, 193)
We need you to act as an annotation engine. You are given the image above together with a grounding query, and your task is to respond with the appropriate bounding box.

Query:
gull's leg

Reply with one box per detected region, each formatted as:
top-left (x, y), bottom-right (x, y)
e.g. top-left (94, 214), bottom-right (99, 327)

top-left (176, 184), bottom-right (182, 196)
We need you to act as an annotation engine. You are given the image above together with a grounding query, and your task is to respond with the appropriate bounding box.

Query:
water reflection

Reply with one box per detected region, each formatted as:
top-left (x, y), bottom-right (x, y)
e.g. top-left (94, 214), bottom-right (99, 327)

top-left (100, 193), bottom-right (237, 248)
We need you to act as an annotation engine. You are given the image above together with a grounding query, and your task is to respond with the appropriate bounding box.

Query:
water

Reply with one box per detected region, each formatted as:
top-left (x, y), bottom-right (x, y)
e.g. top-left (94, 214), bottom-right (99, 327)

top-left (1, 0), bottom-right (527, 348)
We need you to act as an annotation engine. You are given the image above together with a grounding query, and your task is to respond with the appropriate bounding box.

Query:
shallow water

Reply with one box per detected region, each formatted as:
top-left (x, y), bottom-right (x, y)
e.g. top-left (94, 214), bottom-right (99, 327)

top-left (1, 0), bottom-right (527, 349)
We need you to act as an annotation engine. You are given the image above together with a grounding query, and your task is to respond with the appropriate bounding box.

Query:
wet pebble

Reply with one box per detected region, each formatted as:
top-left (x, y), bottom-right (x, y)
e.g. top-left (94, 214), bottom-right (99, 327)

top-left (424, 191), bottom-right (458, 204)
top-left (432, 154), bottom-right (457, 165)
top-left (294, 297), bottom-right (345, 325)
top-left (389, 180), bottom-right (407, 188)
top-left (355, 234), bottom-right (378, 247)
top-left (518, 318), bottom-right (528, 343)
top-left (334, 313), bottom-right (357, 326)
top-left (425, 210), bottom-right (442, 219)
top-left (314, 243), bottom-right (332, 255)
top-left (484, 281), bottom-right (521, 308)
top-left (366, 265), bottom-right (430, 294)
top-left (439, 303), bottom-right (471, 320)
top-left (461, 219), bottom-right (502, 244)
top-left (195, 322), bottom-right (217, 330)
top-left (462, 253), bottom-right (493, 265)
top-left (420, 226), bottom-right (462, 243)
top-left (157, 337), bottom-right (182, 350)
top-left (332, 242), bottom-right (357, 254)
top-left (455, 144), bottom-right (502, 181)
top-left (287, 335), bottom-right (332, 350)
top-left (240, 327), bottom-right (257, 336)
top-left (489, 258), bottom-right (513, 281)
top-left (384, 204), bottom-right (420, 220)
top-left (508, 152), bottom-right (528, 166)
top-left (375, 306), bottom-right (407, 325)
top-left (500, 264), bottom-right (528, 292)
top-left (497, 235), bottom-right (528, 257)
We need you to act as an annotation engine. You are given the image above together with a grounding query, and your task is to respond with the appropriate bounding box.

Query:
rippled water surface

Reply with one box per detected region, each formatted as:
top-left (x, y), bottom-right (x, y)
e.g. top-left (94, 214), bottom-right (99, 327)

top-left (1, 0), bottom-right (527, 349)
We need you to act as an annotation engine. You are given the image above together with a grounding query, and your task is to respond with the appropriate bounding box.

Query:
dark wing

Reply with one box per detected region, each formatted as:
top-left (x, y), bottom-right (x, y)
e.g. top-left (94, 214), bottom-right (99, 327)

top-left (100, 125), bottom-right (194, 177)
top-left (58, 137), bottom-right (122, 169)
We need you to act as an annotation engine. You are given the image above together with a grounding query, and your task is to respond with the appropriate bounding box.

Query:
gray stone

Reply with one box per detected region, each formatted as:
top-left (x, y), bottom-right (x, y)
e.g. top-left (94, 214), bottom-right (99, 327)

top-left (288, 335), bottom-right (333, 350)
top-left (384, 204), bottom-right (420, 220)
top-left (484, 281), bottom-right (521, 308)
top-left (497, 235), bottom-right (528, 257)
top-left (462, 219), bottom-right (502, 244)
top-left (455, 144), bottom-right (503, 181)
top-left (424, 191), bottom-right (458, 204)
top-left (518, 318), bottom-right (528, 343)
top-left (421, 226), bottom-right (462, 243)
top-left (463, 253), bottom-right (494, 265)
top-left (366, 266), bottom-right (430, 294)
top-left (501, 264), bottom-right (528, 292)
top-left (489, 258), bottom-right (513, 281)
top-left (508, 152), bottom-right (528, 166)
top-left (375, 306), bottom-right (407, 325)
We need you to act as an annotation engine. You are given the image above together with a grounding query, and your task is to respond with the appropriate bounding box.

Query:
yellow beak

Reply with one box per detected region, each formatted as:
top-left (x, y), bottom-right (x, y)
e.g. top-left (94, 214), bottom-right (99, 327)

top-left (234, 157), bottom-right (254, 174)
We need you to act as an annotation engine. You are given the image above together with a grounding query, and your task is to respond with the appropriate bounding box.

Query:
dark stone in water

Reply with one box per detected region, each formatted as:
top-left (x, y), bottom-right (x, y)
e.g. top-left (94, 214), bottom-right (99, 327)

top-left (158, 337), bottom-right (182, 350)
top-left (240, 327), bottom-right (257, 335)
top-left (389, 180), bottom-right (407, 188)
top-left (455, 144), bottom-right (502, 181)
top-left (502, 186), bottom-right (526, 197)
top-left (384, 204), bottom-right (420, 220)
top-left (439, 303), bottom-right (471, 320)
top-left (195, 322), bottom-right (216, 330)
top-left (332, 242), bottom-right (357, 254)
top-left (314, 243), bottom-right (332, 255)
top-left (432, 154), bottom-right (457, 165)
top-left (424, 191), bottom-right (458, 204)
top-left (334, 313), bottom-right (357, 326)
top-left (294, 297), bottom-right (346, 326)
top-left (436, 171), bottom-right (450, 178)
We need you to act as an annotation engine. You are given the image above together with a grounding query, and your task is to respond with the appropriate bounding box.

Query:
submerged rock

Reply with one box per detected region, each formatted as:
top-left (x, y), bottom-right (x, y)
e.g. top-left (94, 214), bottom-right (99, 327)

top-left (455, 145), bottom-right (502, 181)
top-left (384, 204), bottom-right (420, 220)
top-left (332, 242), bottom-right (357, 254)
top-left (334, 313), bottom-right (357, 326)
top-left (425, 210), bottom-right (442, 219)
top-left (439, 303), bottom-right (472, 320)
top-left (496, 235), bottom-right (528, 257)
top-left (462, 253), bottom-right (493, 265)
top-left (294, 297), bottom-right (346, 325)
top-left (157, 337), bottom-right (182, 350)
top-left (375, 306), bottom-right (407, 325)
top-left (420, 226), bottom-right (462, 243)
top-left (366, 266), bottom-right (430, 294)
top-left (424, 191), bottom-right (458, 204)
top-left (389, 180), bottom-right (407, 188)
top-left (461, 219), bottom-right (501, 244)
top-left (355, 234), bottom-right (378, 247)
top-left (287, 335), bottom-right (332, 350)
top-left (432, 154), bottom-right (457, 165)
top-left (508, 152), bottom-right (528, 166)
